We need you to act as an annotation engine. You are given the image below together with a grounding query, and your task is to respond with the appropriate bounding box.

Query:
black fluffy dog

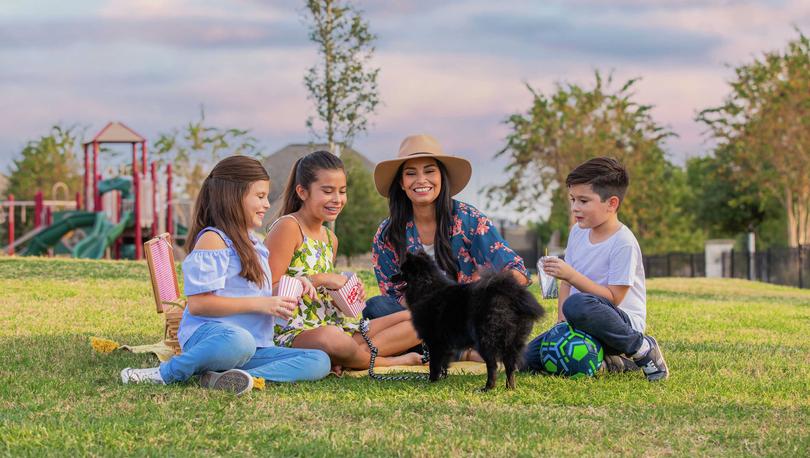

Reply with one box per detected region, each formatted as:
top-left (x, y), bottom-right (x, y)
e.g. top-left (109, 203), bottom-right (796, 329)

top-left (394, 251), bottom-right (544, 391)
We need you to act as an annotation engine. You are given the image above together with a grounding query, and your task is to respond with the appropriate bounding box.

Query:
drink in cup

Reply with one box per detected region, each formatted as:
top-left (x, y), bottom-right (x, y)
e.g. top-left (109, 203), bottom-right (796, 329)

top-left (537, 255), bottom-right (559, 299)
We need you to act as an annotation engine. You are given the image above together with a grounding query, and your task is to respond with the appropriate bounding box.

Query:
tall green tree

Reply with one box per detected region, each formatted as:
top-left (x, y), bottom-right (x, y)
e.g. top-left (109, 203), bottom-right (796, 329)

top-left (684, 154), bottom-right (784, 247)
top-left (698, 31), bottom-right (810, 247)
top-left (7, 125), bottom-right (82, 200)
top-left (153, 108), bottom-right (261, 201)
top-left (334, 152), bottom-right (387, 263)
top-left (303, 0), bottom-right (380, 153)
top-left (3, 125), bottom-right (83, 243)
top-left (488, 72), bottom-right (702, 254)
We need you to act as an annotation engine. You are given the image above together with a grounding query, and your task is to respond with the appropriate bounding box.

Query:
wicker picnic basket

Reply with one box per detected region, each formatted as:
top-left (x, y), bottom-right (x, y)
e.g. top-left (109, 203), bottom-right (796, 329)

top-left (144, 233), bottom-right (185, 355)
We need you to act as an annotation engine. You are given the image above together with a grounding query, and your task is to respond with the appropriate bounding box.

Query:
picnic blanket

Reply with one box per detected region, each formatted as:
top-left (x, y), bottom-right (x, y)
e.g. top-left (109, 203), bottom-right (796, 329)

top-left (91, 337), bottom-right (492, 379)
top-left (90, 337), bottom-right (176, 362)
top-left (343, 361), bottom-right (490, 378)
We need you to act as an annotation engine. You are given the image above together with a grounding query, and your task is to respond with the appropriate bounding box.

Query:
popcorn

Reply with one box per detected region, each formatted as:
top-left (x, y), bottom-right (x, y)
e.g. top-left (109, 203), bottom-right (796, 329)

top-left (328, 272), bottom-right (366, 318)
top-left (253, 377), bottom-right (265, 390)
top-left (90, 337), bottom-right (120, 353)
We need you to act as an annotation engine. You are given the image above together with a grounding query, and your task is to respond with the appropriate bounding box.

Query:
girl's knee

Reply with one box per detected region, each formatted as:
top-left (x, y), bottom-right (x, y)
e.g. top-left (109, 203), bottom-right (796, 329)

top-left (306, 350), bottom-right (332, 380)
top-left (326, 337), bottom-right (358, 361)
top-left (210, 326), bottom-right (256, 368)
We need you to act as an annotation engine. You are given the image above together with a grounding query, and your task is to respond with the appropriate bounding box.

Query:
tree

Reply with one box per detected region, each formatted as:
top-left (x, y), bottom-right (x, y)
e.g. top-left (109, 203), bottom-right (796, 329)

top-left (334, 152), bottom-right (387, 263)
top-left (303, 0), bottom-right (380, 153)
top-left (153, 108), bottom-right (261, 201)
top-left (488, 72), bottom-right (702, 254)
top-left (698, 31), bottom-right (810, 247)
top-left (684, 154), bottom-right (785, 247)
top-left (7, 125), bottom-right (82, 200)
top-left (3, 125), bottom-right (83, 243)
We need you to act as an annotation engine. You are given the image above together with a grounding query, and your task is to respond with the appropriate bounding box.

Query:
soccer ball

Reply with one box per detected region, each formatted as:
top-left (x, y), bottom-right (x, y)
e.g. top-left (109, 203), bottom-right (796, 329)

top-left (538, 322), bottom-right (604, 378)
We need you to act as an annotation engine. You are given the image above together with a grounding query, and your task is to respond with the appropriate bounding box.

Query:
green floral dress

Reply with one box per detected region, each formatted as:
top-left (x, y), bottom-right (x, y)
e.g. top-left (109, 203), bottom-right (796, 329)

top-left (273, 216), bottom-right (360, 347)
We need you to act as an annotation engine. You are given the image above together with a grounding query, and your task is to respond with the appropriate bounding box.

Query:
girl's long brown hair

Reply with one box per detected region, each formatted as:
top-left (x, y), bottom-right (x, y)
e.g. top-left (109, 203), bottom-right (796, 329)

top-left (187, 155), bottom-right (270, 287)
top-left (277, 150), bottom-right (344, 217)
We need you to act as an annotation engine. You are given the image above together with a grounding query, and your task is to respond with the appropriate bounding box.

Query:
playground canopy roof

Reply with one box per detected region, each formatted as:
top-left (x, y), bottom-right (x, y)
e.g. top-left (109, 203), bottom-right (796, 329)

top-left (84, 122), bottom-right (145, 145)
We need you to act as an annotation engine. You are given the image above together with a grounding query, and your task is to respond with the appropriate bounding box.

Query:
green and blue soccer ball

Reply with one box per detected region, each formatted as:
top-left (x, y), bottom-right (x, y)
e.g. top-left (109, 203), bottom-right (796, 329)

top-left (539, 322), bottom-right (604, 378)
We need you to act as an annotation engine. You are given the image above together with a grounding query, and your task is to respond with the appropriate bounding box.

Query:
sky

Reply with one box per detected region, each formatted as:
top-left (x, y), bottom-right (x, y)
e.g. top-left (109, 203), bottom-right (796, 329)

top-left (1, 0), bottom-right (809, 220)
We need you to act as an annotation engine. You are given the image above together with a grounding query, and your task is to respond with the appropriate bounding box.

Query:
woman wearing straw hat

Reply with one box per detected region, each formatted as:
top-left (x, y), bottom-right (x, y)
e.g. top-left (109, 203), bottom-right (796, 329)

top-left (367, 134), bottom-right (531, 360)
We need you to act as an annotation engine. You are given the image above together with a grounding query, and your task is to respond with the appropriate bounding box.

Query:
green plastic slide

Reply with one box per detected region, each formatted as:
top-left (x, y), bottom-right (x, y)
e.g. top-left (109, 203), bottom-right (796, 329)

top-left (73, 211), bottom-right (135, 259)
top-left (24, 211), bottom-right (98, 256)
top-left (23, 210), bottom-right (135, 259)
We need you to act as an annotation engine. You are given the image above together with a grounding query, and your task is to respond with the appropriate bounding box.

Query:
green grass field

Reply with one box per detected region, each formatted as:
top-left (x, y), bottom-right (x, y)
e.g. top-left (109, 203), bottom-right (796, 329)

top-left (1, 256), bottom-right (808, 456)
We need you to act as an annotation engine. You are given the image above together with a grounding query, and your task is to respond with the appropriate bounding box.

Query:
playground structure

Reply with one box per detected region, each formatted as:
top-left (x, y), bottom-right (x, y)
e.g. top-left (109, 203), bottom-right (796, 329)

top-left (2, 122), bottom-right (188, 260)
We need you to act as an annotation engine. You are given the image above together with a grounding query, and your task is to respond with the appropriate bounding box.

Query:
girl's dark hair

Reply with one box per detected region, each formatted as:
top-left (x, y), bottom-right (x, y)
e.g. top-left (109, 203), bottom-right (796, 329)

top-left (187, 155), bottom-right (270, 287)
top-left (383, 160), bottom-right (459, 279)
top-left (278, 150), bottom-right (345, 217)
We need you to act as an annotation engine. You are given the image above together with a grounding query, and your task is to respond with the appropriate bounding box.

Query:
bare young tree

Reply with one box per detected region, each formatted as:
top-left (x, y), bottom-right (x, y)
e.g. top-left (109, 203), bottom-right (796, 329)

top-left (303, 0), bottom-right (380, 154)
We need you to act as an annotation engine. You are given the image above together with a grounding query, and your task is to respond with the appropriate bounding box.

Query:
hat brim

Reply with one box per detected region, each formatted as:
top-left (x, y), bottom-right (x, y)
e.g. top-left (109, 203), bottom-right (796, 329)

top-left (373, 153), bottom-right (472, 198)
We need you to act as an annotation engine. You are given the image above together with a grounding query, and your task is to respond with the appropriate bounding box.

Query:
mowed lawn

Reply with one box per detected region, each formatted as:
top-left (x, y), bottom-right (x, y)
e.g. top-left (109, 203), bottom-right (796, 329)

top-left (0, 257), bottom-right (808, 457)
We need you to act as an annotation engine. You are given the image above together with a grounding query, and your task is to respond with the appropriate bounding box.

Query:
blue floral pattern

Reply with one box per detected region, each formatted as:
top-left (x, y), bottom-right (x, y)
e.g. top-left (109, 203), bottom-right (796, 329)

top-left (372, 200), bottom-right (530, 302)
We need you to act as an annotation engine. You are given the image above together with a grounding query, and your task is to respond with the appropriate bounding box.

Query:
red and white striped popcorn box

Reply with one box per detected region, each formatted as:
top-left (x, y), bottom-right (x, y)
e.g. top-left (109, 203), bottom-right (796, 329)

top-left (277, 275), bottom-right (303, 299)
top-left (328, 273), bottom-right (366, 318)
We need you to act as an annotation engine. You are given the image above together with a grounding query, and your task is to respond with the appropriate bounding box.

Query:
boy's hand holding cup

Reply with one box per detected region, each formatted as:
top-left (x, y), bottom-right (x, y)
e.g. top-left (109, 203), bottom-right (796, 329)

top-left (537, 255), bottom-right (560, 299)
top-left (541, 256), bottom-right (574, 281)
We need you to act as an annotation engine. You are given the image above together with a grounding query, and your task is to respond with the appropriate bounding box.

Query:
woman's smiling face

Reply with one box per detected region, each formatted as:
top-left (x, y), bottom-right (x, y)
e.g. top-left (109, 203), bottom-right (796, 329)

top-left (400, 157), bottom-right (441, 206)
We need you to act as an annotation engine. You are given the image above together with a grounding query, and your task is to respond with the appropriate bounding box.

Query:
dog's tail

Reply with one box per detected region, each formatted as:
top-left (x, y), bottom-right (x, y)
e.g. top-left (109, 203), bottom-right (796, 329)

top-left (482, 271), bottom-right (545, 319)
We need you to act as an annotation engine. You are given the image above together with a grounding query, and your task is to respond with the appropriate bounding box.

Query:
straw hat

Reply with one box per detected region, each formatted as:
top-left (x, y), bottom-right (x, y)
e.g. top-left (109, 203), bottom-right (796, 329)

top-left (373, 134), bottom-right (472, 198)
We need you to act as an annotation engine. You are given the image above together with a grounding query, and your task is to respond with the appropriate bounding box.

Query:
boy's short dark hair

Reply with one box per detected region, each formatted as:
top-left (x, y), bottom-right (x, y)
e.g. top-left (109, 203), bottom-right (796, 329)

top-left (565, 157), bottom-right (629, 203)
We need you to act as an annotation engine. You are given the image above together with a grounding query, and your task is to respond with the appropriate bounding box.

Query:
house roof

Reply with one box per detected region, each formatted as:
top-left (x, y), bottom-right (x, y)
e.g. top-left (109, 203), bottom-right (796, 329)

top-left (261, 143), bottom-right (375, 225)
top-left (85, 122), bottom-right (146, 145)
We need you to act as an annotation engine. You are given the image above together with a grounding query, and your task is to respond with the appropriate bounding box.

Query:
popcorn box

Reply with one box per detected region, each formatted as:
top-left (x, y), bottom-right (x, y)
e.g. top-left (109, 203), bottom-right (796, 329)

top-left (278, 275), bottom-right (303, 299)
top-left (328, 273), bottom-right (366, 318)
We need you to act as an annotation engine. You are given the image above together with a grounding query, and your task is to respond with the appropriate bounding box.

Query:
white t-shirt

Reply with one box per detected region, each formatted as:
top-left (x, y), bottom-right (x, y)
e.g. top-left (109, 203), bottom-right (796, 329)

top-left (422, 243), bottom-right (435, 259)
top-left (565, 223), bottom-right (647, 332)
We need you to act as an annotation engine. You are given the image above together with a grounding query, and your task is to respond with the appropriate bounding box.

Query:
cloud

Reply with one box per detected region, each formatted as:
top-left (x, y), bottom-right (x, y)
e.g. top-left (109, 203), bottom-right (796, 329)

top-left (0, 16), bottom-right (308, 50)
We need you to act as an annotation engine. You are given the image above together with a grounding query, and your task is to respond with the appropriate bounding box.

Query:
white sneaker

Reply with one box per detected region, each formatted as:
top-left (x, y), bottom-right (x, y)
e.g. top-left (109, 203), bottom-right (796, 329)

top-left (120, 367), bottom-right (166, 385)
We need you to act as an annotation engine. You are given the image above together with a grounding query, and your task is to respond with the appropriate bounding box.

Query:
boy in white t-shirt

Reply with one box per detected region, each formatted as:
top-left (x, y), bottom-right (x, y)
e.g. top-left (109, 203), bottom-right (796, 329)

top-left (524, 157), bottom-right (669, 381)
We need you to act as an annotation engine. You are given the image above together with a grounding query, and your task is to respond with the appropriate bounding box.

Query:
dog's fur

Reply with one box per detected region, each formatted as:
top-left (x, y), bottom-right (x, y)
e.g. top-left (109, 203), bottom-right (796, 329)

top-left (394, 252), bottom-right (544, 390)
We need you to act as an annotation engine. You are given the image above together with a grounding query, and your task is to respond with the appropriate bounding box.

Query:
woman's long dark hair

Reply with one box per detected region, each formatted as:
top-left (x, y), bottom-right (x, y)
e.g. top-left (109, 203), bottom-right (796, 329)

top-left (277, 150), bottom-right (345, 217)
top-left (187, 155), bottom-right (270, 287)
top-left (383, 160), bottom-right (458, 279)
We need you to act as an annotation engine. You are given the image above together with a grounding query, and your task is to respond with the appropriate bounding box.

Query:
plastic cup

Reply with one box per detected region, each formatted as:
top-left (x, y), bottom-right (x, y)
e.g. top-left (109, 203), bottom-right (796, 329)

top-left (537, 256), bottom-right (559, 299)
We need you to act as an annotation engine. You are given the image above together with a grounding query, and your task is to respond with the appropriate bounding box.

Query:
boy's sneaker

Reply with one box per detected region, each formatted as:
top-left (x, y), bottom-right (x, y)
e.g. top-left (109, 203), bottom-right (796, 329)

top-left (632, 336), bottom-right (669, 381)
top-left (121, 367), bottom-right (166, 385)
top-left (199, 369), bottom-right (253, 396)
top-left (602, 354), bottom-right (641, 373)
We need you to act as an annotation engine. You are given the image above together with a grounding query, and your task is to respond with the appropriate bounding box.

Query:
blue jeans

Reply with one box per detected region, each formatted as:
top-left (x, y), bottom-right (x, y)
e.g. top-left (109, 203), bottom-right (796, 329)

top-left (523, 293), bottom-right (645, 372)
top-left (363, 295), bottom-right (406, 320)
top-left (159, 322), bottom-right (331, 383)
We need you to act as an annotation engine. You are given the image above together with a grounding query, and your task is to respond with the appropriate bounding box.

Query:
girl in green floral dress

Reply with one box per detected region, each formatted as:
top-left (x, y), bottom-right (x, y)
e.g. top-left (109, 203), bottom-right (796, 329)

top-left (265, 151), bottom-right (423, 372)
